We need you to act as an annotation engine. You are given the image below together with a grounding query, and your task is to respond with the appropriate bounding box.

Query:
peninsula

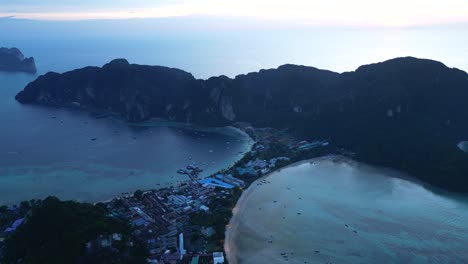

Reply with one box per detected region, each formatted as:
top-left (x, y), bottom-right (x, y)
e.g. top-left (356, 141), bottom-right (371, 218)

top-left (0, 47), bottom-right (37, 73)
top-left (15, 57), bottom-right (468, 192)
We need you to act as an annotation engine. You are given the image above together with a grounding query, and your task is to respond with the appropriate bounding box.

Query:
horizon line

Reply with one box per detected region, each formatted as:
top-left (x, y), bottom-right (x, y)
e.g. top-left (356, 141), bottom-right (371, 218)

top-left (2, 14), bottom-right (468, 30)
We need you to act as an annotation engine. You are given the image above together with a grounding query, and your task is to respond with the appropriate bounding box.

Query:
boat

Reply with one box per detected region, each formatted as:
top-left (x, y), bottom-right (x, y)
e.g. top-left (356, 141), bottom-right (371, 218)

top-left (177, 169), bottom-right (188, 175)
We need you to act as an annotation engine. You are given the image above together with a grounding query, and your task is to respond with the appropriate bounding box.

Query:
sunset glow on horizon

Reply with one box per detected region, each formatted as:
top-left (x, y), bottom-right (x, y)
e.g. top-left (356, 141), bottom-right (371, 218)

top-left (1, 0), bottom-right (468, 27)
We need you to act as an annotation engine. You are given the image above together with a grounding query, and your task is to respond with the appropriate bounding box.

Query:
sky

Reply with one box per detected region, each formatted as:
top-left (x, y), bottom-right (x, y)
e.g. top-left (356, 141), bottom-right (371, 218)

top-left (1, 0), bottom-right (468, 27)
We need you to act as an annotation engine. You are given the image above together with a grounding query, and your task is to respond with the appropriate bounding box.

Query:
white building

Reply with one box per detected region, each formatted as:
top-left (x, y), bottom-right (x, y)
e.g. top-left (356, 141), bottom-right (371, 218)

top-left (213, 252), bottom-right (225, 264)
top-left (200, 205), bottom-right (209, 212)
top-left (179, 233), bottom-right (186, 256)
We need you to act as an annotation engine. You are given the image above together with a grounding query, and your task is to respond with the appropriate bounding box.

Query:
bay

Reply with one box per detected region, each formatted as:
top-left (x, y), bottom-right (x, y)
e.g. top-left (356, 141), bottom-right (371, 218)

top-left (225, 158), bottom-right (468, 264)
top-left (0, 70), bottom-right (252, 205)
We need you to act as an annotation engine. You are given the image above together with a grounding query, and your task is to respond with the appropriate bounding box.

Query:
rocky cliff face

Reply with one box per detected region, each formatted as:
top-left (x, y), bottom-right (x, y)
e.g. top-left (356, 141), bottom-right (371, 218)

top-left (16, 59), bottom-right (341, 126)
top-left (15, 57), bottom-right (468, 192)
top-left (0, 47), bottom-right (37, 73)
top-left (17, 59), bottom-right (205, 122)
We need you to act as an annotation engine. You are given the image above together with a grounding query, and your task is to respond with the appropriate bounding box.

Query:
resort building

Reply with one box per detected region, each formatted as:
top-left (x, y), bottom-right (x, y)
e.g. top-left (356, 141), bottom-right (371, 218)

top-left (198, 178), bottom-right (234, 189)
top-left (215, 174), bottom-right (245, 187)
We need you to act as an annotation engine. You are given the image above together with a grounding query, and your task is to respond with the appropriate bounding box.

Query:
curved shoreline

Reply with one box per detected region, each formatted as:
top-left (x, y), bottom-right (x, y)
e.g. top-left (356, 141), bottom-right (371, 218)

top-left (224, 157), bottom-right (336, 264)
top-left (94, 124), bottom-right (255, 205)
top-left (223, 155), bottom-right (468, 263)
top-left (0, 119), bottom-right (254, 206)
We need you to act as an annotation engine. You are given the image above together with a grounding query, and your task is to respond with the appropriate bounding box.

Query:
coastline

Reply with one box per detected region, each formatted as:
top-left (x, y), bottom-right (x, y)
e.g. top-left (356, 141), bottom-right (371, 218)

top-left (0, 120), bottom-right (255, 207)
top-left (91, 124), bottom-right (255, 205)
top-left (5, 118), bottom-right (468, 263)
top-left (0, 122), bottom-right (259, 261)
top-left (223, 155), bottom-right (468, 264)
top-left (224, 156), bottom-right (338, 264)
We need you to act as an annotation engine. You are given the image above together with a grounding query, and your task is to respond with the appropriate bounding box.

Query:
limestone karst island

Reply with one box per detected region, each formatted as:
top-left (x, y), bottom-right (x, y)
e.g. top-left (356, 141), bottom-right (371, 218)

top-left (1, 1), bottom-right (468, 264)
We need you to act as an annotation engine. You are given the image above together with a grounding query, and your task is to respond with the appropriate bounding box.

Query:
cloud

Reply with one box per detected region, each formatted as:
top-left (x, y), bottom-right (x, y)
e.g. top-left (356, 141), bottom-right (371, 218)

top-left (1, 0), bottom-right (468, 27)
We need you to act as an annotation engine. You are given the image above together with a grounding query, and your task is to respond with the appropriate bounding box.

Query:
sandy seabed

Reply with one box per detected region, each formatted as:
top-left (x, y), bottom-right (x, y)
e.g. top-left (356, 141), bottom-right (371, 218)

top-left (225, 157), bottom-right (468, 264)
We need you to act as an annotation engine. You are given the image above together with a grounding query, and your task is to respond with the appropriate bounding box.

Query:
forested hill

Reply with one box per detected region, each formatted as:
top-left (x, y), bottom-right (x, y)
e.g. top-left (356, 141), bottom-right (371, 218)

top-left (15, 57), bottom-right (468, 192)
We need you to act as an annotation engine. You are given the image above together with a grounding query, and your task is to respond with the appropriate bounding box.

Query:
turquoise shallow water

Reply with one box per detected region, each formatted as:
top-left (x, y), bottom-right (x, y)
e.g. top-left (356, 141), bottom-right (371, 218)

top-left (226, 159), bottom-right (468, 264)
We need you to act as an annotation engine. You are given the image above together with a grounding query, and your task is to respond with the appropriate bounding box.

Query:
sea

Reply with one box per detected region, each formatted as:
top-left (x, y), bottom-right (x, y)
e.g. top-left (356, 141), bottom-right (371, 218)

top-left (0, 72), bottom-right (252, 205)
top-left (226, 159), bottom-right (468, 264)
top-left (0, 30), bottom-right (260, 204)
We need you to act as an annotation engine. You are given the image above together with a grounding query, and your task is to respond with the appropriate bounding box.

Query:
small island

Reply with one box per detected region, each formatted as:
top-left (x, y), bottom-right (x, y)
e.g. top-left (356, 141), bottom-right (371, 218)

top-left (0, 47), bottom-right (37, 73)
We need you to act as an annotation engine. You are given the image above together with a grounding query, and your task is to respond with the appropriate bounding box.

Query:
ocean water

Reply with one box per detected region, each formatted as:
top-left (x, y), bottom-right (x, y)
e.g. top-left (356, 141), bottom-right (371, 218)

top-left (0, 70), bottom-right (252, 205)
top-left (226, 159), bottom-right (468, 264)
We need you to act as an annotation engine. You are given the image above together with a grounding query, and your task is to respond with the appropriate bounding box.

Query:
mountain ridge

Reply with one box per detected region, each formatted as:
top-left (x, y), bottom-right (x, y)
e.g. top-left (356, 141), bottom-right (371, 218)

top-left (15, 57), bottom-right (468, 192)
